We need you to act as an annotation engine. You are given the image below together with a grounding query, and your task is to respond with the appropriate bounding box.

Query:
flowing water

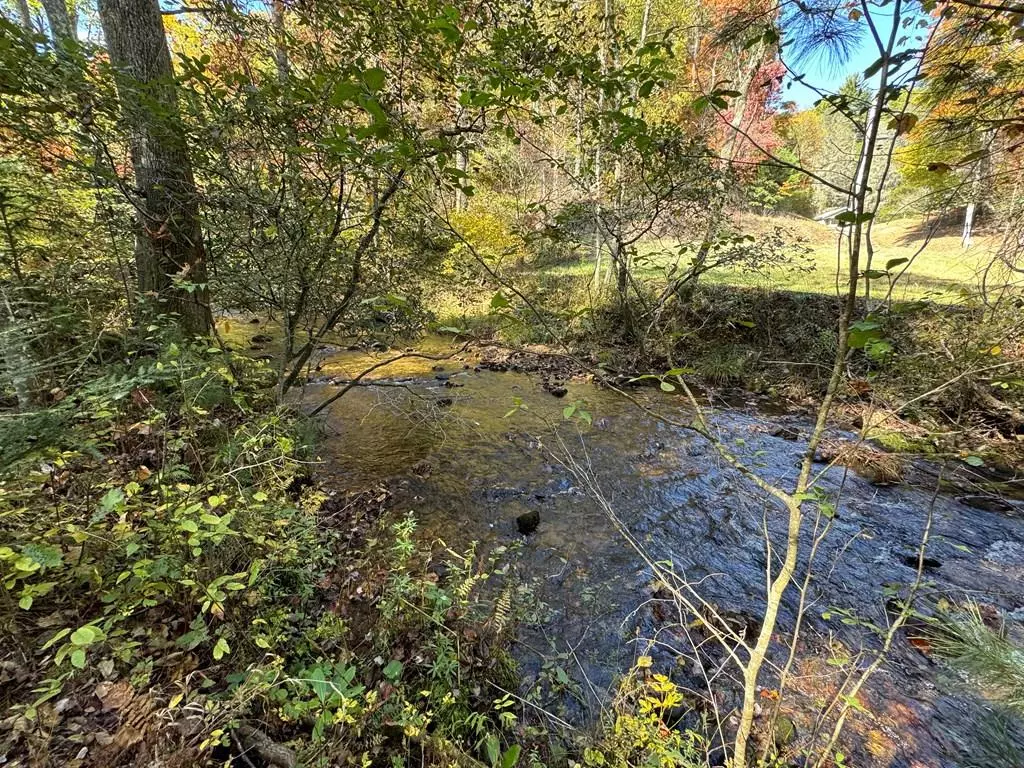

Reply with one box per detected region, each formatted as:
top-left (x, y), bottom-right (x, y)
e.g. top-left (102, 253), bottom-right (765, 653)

top-left (302, 338), bottom-right (1024, 768)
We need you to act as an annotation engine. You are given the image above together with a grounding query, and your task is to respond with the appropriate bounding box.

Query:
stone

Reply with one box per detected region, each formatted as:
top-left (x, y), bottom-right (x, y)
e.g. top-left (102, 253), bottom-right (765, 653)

top-left (770, 425), bottom-right (800, 441)
top-left (959, 495), bottom-right (1014, 513)
top-left (516, 510), bottom-right (540, 535)
top-left (772, 715), bottom-right (797, 748)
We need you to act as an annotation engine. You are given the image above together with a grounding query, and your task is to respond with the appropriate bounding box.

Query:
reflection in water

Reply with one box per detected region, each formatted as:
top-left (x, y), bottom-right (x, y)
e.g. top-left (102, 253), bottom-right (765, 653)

top-left (304, 342), bottom-right (1024, 767)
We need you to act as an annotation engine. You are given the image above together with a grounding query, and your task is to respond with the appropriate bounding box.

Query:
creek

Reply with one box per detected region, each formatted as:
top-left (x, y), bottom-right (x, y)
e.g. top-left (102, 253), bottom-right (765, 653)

top-left (303, 339), bottom-right (1024, 768)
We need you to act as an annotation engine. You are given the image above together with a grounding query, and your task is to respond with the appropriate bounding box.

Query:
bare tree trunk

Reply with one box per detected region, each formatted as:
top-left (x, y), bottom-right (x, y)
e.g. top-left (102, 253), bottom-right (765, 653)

top-left (15, 0), bottom-right (34, 30)
top-left (97, 0), bottom-right (212, 336)
top-left (0, 200), bottom-right (32, 409)
top-left (961, 144), bottom-right (988, 249)
top-left (853, 101), bottom-right (876, 302)
top-left (592, 0), bottom-right (613, 289)
top-left (270, 0), bottom-right (290, 83)
top-left (40, 0), bottom-right (74, 41)
top-left (455, 146), bottom-right (469, 211)
top-left (962, 200), bottom-right (977, 249)
top-left (0, 285), bottom-right (32, 410)
top-left (574, 75), bottom-right (584, 179)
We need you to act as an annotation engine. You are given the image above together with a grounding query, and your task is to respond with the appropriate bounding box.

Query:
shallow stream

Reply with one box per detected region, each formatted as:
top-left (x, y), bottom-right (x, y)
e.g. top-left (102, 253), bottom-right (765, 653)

top-left (302, 338), bottom-right (1024, 768)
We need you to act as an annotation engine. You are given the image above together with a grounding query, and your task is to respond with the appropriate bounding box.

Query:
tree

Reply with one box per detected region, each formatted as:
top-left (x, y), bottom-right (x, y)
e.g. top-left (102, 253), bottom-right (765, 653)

top-left (97, 0), bottom-right (212, 336)
top-left (40, 0), bottom-right (74, 43)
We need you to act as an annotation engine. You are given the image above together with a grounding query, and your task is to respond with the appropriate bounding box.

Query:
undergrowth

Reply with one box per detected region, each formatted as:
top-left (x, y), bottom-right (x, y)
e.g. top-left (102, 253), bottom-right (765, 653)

top-left (0, 335), bottom-right (715, 767)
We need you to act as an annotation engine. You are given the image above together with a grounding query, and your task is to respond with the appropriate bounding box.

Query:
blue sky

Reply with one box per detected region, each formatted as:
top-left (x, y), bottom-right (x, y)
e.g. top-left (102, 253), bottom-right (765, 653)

top-left (781, 9), bottom-right (900, 110)
top-left (782, 42), bottom-right (879, 109)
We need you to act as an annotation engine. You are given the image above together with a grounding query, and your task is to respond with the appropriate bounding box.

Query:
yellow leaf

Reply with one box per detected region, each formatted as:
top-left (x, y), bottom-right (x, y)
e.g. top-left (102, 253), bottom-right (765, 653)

top-left (636, 655), bottom-right (653, 669)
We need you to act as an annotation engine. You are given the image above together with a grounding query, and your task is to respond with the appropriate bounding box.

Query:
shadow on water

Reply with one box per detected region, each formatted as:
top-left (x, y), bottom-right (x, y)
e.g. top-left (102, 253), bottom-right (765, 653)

top-left (303, 343), bottom-right (1024, 767)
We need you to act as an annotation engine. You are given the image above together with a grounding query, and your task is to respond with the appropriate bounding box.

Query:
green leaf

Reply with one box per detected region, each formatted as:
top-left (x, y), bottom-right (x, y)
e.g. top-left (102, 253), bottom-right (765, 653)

top-left (332, 80), bottom-right (360, 104)
top-left (99, 487), bottom-right (125, 512)
top-left (70, 626), bottom-right (97, 647)
top-left (361, 97), bottom-right (389, 132)
top-left (70, 649), bottom-right (86, 669)
top-left (22, 543), bottom-right (61, 569)
top-left (659, 381), bottom-right (676, 392)
top-left (179, 519), bottom-right (199, 533)
top-left (212, 637), bottom-right (230, 661)
top-left (19, 595), bottom-right (32, 610)
top-left (562, 404), bottom-right (577, 419)
top-left (864, 55), bottom-right (885, 79)
top-left (484, 735), bottom-right (500, 767)
top-left (885, 257), bottom-right (909, 270)
top-left (848, 326), bottom-right (881, 349)
top-left (501, 745), bottom-right (522, 768)
top-left (361, 67), bottom-right (387, 92)
top-left (864, 338), bottom-right (893, 361)
top-left (958, 149), bottom-right (987, 164)
top-left (41, 628), bottom-right (71, 651)
top-left (382, 659), bottom-right (403, 680)
top-left (963, 455), bottom-right (985, 467)
top-left (835, 211), bottom-right (874, 225)
top-left (490, 292), bottom-right (511, 309)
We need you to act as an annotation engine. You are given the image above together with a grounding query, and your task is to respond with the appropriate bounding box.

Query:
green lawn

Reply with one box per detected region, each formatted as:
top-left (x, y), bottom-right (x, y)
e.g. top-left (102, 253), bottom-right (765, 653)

top-left (545, 214), bottom-right (993, 303)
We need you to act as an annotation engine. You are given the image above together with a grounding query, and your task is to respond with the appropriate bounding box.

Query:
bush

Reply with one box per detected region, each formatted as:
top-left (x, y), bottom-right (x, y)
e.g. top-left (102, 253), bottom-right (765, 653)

top-left (0, 340), bottom-right (327, 755)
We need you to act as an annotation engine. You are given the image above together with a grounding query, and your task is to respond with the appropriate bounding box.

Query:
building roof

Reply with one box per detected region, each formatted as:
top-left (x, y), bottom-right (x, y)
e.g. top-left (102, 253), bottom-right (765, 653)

top-left (815, 207), bottom-right (849, 221)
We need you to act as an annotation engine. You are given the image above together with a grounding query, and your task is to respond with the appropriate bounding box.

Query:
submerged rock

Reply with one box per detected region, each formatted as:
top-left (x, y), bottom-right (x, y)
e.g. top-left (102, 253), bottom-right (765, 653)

top-left (516, 509), bottom-right (540, 535)
top-left (772, 715), bottom-right (797, 748)
top-left (770, 425), bottom-right (800, 441)
top-left (958, 495), bottom-right (1014, 513)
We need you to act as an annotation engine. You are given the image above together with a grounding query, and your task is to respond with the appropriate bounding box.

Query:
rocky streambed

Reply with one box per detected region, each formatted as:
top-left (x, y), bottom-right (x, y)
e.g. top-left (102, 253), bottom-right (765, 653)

top-left (304, 340), bottom-right (1024, 768)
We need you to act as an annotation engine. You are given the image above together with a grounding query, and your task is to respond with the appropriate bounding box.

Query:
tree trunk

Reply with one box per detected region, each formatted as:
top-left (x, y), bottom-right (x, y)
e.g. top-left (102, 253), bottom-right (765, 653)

top-left (961, 201), bottom-right (976, 249)
top-left (455, 146), bottom-right (469, 211)
top-left (15, 0), bottom-right (34, 30)
top-left (97, 0), bottom-right (212, 336)
top-left (40, 0), bottom-right (75, 42)
top-left (270, 0), bottom-right (290, 84)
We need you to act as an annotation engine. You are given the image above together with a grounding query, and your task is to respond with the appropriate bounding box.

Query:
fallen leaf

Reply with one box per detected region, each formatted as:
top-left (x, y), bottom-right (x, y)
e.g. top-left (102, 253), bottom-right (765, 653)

top-left (95, 680), bottom-right (134, 711)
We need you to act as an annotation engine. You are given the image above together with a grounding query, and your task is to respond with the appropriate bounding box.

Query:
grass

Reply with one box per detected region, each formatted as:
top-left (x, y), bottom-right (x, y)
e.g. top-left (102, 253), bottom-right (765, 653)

top-left (543, 213), bottom-right (995, 303)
